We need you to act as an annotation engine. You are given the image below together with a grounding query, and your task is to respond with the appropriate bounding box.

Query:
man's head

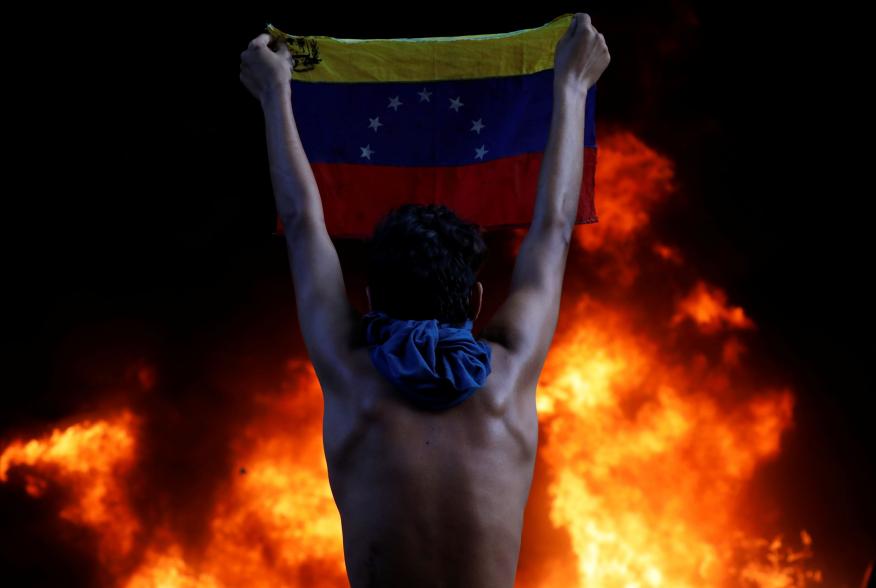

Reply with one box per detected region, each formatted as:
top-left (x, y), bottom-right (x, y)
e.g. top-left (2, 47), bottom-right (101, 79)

top-left (366, 204), bottom-right (487, 325)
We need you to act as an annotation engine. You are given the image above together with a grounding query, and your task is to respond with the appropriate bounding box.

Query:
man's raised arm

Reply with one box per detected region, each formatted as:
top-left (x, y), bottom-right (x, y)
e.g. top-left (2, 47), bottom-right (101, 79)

top-left (240, 33), bottom-right (360, 390)
top-left (481, 14), bottom-right (610, 388)
top-left (240, 33), bottom-right (323, 224)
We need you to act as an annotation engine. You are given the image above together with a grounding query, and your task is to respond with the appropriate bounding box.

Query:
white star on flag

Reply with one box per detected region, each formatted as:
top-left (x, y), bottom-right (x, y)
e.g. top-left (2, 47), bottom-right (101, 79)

top-left (387, 96), bottom-right (403, 111)
top-left (474, 145), bottom-right (488, 160)
top-left (418, 88), bottom-right (432, 102)
top-left (368, 117), bottom-right (384, 132)
top-left (449, 96), bottom-right (464, 112)
top-left (470, 118), bottom-right (486, 134)
top-left (360, 144), bottom-right (375, 160)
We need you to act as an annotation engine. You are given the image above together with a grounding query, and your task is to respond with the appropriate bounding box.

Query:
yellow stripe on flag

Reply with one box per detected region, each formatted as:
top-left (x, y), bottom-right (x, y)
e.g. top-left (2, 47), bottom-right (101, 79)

top-left (266, 13), bottom-right (573, 83)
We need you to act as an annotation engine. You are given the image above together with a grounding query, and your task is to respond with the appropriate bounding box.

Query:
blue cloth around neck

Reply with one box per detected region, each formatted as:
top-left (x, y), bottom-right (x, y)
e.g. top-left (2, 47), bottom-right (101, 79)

top-left (362, 310), bottom-right (492, 411)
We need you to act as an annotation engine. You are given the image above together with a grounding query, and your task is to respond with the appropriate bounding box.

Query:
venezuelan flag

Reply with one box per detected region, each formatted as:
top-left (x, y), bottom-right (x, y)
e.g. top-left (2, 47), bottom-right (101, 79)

top-left (267, 14), bottom-right (597, 238)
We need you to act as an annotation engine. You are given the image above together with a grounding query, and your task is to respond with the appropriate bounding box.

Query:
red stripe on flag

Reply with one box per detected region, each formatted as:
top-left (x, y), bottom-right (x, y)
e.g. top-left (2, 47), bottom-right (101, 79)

top-left (274, 147), bottom-right (597, 239)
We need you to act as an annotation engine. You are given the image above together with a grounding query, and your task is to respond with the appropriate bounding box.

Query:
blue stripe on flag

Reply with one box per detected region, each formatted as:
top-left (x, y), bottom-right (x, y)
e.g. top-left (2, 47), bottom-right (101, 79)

top-left (290, 69), bottom-right (597, 166)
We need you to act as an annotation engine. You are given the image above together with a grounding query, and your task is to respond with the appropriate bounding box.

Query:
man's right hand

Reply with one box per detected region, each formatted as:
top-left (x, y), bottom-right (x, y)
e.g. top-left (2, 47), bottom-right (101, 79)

top-left (553, 13), bottom-right (610, 95)
top-left (240, 33), bottom-right (296, 107)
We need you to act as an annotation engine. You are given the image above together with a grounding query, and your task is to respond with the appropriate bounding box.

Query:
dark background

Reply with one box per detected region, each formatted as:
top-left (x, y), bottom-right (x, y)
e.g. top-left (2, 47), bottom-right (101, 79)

top-left (5, 2), bottom-right (873, 585)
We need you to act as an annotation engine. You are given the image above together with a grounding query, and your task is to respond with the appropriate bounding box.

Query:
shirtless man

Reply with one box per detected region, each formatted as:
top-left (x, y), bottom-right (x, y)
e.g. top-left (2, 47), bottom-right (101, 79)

top-left (240, 13), bottom-right (610, 587)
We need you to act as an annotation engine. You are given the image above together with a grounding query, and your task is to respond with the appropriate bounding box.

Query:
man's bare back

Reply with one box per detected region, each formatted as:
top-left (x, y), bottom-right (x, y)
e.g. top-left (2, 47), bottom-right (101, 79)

top-left (316, 14), bottom-right (607, 586)
top-left (322, 342), bottom-right (537, 588)
top-left (241, 11), bottom-right (608, 587)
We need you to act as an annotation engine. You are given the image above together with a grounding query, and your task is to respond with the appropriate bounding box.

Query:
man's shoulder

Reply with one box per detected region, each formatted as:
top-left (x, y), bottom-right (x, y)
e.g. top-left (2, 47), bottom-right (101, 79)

top-left (322, 335), bottom-right (527, 414)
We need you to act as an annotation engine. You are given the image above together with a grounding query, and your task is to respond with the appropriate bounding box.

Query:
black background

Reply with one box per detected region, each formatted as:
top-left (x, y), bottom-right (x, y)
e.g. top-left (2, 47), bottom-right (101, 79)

top-left (4, 2), bottom-right (873, 586)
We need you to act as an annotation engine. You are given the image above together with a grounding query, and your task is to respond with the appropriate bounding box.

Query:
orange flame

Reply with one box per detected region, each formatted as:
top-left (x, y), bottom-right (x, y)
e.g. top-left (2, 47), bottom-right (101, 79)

top-left (0, 411), bottom-right (140, 574)
top-left (673, 280), bottom-right (756, 334)
top-left (0, 131), bottom-right (823, 587)
top-left (533, 293), bottom-right (809, 586)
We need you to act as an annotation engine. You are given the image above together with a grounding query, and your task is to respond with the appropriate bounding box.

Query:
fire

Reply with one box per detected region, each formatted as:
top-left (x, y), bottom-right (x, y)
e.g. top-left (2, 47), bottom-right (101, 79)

top-left (125, 546), bottom-right (223, 588)
top-left (0, 411), bottom-right (140, 574)
top-left (186, 360), bottom-right (346, 587)
top-left (125, 360), bottom-right (346, 587)
top-left (0, 131), bottom-right (823, 586)
top-left (673, 280), bottom-right (755, 333)
top-left (534, 293), bottom-right (809, 586)
top-left (652, 242), bottom-right (684, 264)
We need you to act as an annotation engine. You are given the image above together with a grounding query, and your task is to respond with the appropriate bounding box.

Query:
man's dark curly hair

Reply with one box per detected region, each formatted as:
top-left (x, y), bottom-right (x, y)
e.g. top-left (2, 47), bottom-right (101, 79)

top-left (366, 204), bottom-right (488, 324)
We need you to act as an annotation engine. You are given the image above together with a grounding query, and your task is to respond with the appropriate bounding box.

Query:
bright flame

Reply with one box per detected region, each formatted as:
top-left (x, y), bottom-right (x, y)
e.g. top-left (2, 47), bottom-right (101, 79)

top-left (673, 280), bottom-right (756, 333)
top-left (534, 293), bottom-right (812, 586)
top-left (120, 359), bottom-right (347, 587)
top-left (0, 131), bottom-right (823, 587)
top-left (0, 411), bottom-right (140, 573)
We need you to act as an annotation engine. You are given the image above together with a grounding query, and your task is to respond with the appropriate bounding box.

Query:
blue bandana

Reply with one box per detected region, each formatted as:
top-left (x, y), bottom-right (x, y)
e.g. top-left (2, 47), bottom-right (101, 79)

top-left (362, 310), bottom-right (492, 411)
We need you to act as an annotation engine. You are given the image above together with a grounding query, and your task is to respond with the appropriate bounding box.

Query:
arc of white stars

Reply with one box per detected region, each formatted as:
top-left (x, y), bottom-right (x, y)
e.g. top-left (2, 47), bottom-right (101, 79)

top-left (474, 145), bottom-right (488, 160)
top-left (360, 144), bottom-right (375, 160)
top-left (449, 96), bottom-right (464, 112)
top-left (470, 118), bottom-right (485, 134)
top-left (418, 88), bottom-right (432, 102)
top-left (368, 116), bottom-right (383, 132)
top-left (387, 96), bottom-right (403, 111)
